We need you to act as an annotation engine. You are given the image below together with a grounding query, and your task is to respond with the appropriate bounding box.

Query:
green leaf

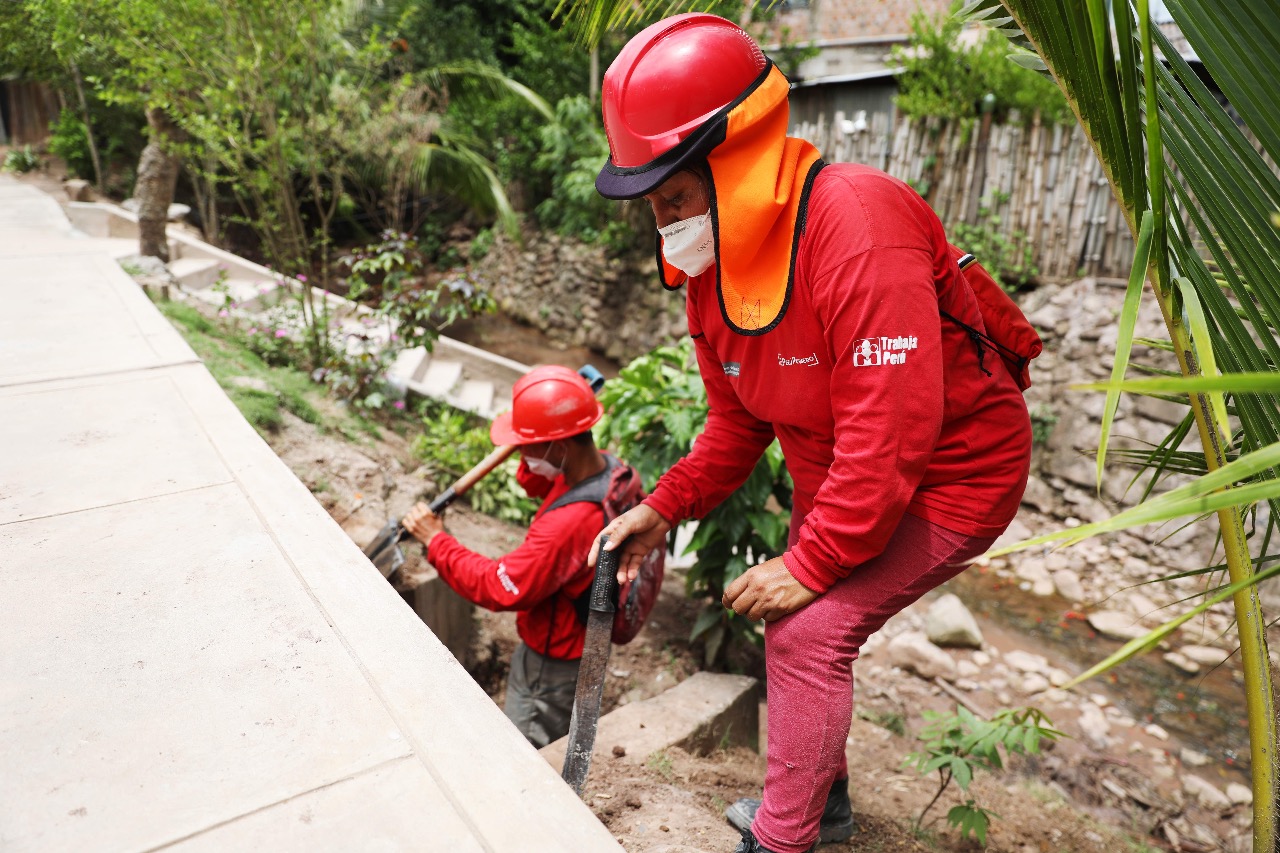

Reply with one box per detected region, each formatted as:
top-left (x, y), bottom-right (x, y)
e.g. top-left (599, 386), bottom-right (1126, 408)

top-left (1097, 211), bottom-right (1153, 491)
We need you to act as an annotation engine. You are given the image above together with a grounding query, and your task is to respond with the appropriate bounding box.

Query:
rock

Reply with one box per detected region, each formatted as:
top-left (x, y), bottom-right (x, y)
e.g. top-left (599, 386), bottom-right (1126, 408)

top-left (1127, 592), bottom-right (1159, 621)
top-left (1179, 748), bottom-right (1210, 767)
top-left (1087, 610), bottom-right (1146, 641)
top-left (886, 631), bottom-right (957, 681)
top-left (1183, 775), bottom-right (1232, 812)
top-left (63, 178), bottom-right (92, 201)
top-left (990, 517), bottom-right (1032, 552)
top-left (1032, 577), bottom-right (1056, 597)
top-left (1077, 703), bottom-right (1111, 749)
top-left (228, 375), bottom-right (273, 394)
top-left (1051, 569), bottom-right (1084, 601)
top-left (957, 660), bottom-right (981, 678)
top-left (972, 651), bottom-right (992, 667)
top-left (1020, 673), bottom-right (1050, 695)
top-left (1179, 645), bottom-right (1231, 666)
top-left (1046, 668), bottom-right (1072, 687)
top-left (1019, 475), bottom-right (1058, 513)
top-left (1004, 650), bottom-right (1048, 673)
top-left (167, 202), bottom-right (192, 222)
top-left (1226, 782), bottom-right (1253, 806)
top-left (1014, 556), bottom-right (1050, 584)
top-left (924, 594), bottom-right (984, 649)
top-left (1144, 723), bottom-right (1170, 741)
top-left (1164, 651), bottom-right (1200, 675)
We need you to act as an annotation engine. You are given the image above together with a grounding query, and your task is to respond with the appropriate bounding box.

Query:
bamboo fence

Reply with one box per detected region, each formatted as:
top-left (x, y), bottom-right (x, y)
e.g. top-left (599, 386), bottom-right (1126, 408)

top-left (792, 111), bottom-right (1134, 282)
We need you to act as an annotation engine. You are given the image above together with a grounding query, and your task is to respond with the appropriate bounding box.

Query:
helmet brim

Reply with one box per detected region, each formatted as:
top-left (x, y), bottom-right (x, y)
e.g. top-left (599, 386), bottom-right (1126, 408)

top-left (596, 114), bottom-right (729, 200)
top-left (596, 155), bottom-right (690, 201)
top-left (489, 411), bottom-right (528, 446)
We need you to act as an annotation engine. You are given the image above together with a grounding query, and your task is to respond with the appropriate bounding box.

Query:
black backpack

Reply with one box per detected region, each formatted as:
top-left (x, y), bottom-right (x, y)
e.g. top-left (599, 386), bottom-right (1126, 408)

top-left (547, 455), bottom-right (665, 644)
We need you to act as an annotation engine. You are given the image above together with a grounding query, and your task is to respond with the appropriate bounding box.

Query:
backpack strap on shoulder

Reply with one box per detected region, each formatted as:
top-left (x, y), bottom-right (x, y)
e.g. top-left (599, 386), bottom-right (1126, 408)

top-left (546, 454), bottom-right (620, 513)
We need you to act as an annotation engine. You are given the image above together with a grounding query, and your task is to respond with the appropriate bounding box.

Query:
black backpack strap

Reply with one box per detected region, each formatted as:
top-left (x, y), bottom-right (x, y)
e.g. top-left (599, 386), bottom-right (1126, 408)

top-left (545, 454), bottom-right (621, 625)
top-left (939, 308), bottom-right (1029, 378)
top-left (546, 454), bottom-right (620, 513)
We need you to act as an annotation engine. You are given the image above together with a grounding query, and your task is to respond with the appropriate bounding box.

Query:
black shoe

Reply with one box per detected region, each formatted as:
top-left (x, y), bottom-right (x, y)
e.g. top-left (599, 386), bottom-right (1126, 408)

top-left (731, 827), bottom-right (813, 853)
top-left (724, 776), bottom-right (855, 844)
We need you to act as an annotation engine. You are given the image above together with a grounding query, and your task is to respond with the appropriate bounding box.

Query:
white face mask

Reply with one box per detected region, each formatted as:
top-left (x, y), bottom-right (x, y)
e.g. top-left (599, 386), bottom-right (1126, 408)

top-left (659, 212), bottom-right (716, 277)
top-left (525, 443), bottom-right (565, 479)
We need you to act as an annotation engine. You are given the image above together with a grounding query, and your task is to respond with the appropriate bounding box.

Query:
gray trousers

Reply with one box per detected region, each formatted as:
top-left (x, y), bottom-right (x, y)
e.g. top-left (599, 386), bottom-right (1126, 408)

top-left (503, 643), bottom-right (581, 749)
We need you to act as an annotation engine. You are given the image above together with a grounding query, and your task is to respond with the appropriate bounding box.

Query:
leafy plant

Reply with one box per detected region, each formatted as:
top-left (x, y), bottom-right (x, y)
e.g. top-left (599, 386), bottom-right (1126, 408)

top-left (532, 95), bottom-right (633, 249)
top-left (891, 9), bottom-right (1072, 126)
top-left (1029, 404), bottom-right (1058, 446)
top-left (412, 399), bottom-right (538, 525)
top-left (595, 342), bottom-right (793, 666)
top-left (3, 145), bottom-right (39, 174)
top-left (904, 705), bottom-right (1062, 844)
top-left (948, 191), bottom-right (1039, 288)
top-left (340, 230), bottom-right (497, 354)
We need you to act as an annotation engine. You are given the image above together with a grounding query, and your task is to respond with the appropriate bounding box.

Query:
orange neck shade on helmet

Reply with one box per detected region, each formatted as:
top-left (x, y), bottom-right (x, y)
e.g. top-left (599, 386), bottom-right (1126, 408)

top-left (658, 64), bottom-right (824, 336)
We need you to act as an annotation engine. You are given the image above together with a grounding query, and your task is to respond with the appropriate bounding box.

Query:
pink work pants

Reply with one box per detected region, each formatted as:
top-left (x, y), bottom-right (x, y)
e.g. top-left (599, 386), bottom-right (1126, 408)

top-left (752, 513), bottom-right (996, 853)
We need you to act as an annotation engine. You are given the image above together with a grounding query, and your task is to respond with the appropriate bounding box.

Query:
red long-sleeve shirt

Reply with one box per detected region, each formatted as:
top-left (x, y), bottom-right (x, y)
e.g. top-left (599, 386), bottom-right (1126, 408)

top-left (426, 459), bottom-right (603, 659)
top-left (644, 164), bottom-right (1031, 593)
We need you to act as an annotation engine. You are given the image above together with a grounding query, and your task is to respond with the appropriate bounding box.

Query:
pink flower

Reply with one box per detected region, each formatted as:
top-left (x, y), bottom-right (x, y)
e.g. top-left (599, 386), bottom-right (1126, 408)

top-left (390, 334), bottom-right (399, 341)
top-left (275, 329), bottom-right (288, 338)
top-left (218, 309), bottom-right (229, 318)
top-left (296, 273), bottom-right (308, 283)
top-left (393, 400), bottom-right (405, 410)
top-left (248, 327), bottom-right (258, 334)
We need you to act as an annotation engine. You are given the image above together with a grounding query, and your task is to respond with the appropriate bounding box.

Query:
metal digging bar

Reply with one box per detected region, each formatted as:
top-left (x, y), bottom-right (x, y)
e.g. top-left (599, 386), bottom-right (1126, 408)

top-left (561, 534), bottom-right (619, 796)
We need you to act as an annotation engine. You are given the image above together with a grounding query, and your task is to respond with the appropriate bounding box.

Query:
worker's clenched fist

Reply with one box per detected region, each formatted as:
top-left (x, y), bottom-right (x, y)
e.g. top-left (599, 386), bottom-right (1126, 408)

top-left (589, 503), bottom-right (672, 585)
top-left (402, 502), bottom-right (445, 548)
top-left (723, 556), bottom-right (818, 621)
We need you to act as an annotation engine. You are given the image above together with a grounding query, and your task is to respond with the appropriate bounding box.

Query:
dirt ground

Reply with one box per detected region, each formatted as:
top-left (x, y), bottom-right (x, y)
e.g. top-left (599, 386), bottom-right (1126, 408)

top-left (252, 403), bottom-right (1237, 853)
top-left (24, 154), bottom-right (1237, 851)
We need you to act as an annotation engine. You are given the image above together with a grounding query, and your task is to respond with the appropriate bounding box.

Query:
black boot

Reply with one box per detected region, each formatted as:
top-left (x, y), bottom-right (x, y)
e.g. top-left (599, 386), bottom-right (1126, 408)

top-left (732, 826), bottom-right (815, 853)
top-left (724, 775), bottom-right (855, 844)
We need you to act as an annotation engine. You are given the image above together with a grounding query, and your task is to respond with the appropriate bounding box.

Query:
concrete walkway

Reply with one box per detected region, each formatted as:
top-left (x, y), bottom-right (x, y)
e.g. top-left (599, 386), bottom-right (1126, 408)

top-left (0, 175), bottom-right (619, 851)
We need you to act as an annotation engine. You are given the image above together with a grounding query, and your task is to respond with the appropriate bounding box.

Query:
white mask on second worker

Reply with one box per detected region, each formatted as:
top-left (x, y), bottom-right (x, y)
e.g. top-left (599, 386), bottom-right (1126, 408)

top-left (526, 444), bottom-right (564, 479)
top-left (659, 212), bottom-right (716, 277)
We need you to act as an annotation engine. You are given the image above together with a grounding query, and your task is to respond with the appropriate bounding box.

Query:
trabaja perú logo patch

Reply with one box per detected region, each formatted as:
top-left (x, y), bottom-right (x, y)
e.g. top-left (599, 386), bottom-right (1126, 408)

top-left (853, 336), bottom-right (918, 367)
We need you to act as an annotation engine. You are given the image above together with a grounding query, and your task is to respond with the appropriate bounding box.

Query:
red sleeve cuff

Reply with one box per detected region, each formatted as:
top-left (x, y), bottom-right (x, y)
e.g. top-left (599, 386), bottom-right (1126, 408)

top-left (783, 547), bottom-right (838, 595)
top-left (641, 492), bottom-right (682, 528)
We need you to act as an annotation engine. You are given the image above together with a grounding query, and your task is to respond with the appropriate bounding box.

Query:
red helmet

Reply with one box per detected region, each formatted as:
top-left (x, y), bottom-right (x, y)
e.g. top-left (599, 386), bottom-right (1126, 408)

top-left (596, 13), bottom-right (767, 200)
top-left (490, 365), bottom-right (603, 445)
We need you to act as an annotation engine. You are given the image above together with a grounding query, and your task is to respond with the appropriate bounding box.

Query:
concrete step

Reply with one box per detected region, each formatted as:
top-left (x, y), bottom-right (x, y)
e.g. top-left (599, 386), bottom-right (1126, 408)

top-left (169, 256), bottom-right (225, 290)
top-left (540, 672), bottom-right (760, 771)
top-left (413, 359), bottom-right (463, 398)
top-left (386, 347), bottom-right (430, 395)
top-left (452, 379), bottom-right (495, 417)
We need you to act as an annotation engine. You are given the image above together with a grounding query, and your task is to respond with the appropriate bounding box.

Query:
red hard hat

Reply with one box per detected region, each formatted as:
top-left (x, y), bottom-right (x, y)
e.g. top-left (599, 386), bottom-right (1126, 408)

top-left (490, 365), bottom-right (603, 445)
top-left (596, 13), bottom-right (767, 200)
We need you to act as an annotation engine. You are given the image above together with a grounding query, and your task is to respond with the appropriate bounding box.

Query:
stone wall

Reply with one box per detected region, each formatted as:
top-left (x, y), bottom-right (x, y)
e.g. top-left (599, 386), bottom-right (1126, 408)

top-left (473, 227), bottom-right (687, 364)
top-left (1015, 276), bottom-right (1217, 556)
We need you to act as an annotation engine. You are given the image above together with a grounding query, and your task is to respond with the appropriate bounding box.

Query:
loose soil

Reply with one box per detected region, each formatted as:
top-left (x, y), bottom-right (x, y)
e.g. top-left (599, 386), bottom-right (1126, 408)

top-left (258, 403), bottom-right (1244, 853)
top-left (19, 162), bottom-right (1244, 852)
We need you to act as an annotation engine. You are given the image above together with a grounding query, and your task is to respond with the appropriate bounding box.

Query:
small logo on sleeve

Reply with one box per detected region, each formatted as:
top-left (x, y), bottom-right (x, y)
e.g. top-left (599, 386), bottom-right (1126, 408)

top-left (723, 362), bottom-right (741, 377)
top-left (496, 562), bottom-right (520, 595)
top-left (853, 336), bottom-right (917, 367)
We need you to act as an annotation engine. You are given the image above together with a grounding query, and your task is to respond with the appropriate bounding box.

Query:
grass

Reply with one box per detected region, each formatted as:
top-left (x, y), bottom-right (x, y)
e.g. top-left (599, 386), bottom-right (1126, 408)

top-left (155, 299), bottom-right (340, 436)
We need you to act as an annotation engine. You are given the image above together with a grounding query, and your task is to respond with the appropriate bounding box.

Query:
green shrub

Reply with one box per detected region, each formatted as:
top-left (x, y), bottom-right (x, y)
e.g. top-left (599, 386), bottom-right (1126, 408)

top-left (595, 342), bottom-right (793, 667)
top-left (893, 10), bottom-right (1072, 126)
top-left (949, 191), bottom-right (1039, 288)
top-left (3, 146), bottom-right (39, 174)
top-left (412, 399), bottom-right (538, 525)
top-left (905, 706), bottom-right (1063, 844)
top-left (47, 112), bottom-right (93, 179)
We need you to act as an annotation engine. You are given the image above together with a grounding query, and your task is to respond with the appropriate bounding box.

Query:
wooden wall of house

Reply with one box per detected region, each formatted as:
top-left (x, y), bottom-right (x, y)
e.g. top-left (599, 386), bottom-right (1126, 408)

top-left (1, 81), bottom-right (60, 147)
top-left (792, 110), bottom-right (1135, 282)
